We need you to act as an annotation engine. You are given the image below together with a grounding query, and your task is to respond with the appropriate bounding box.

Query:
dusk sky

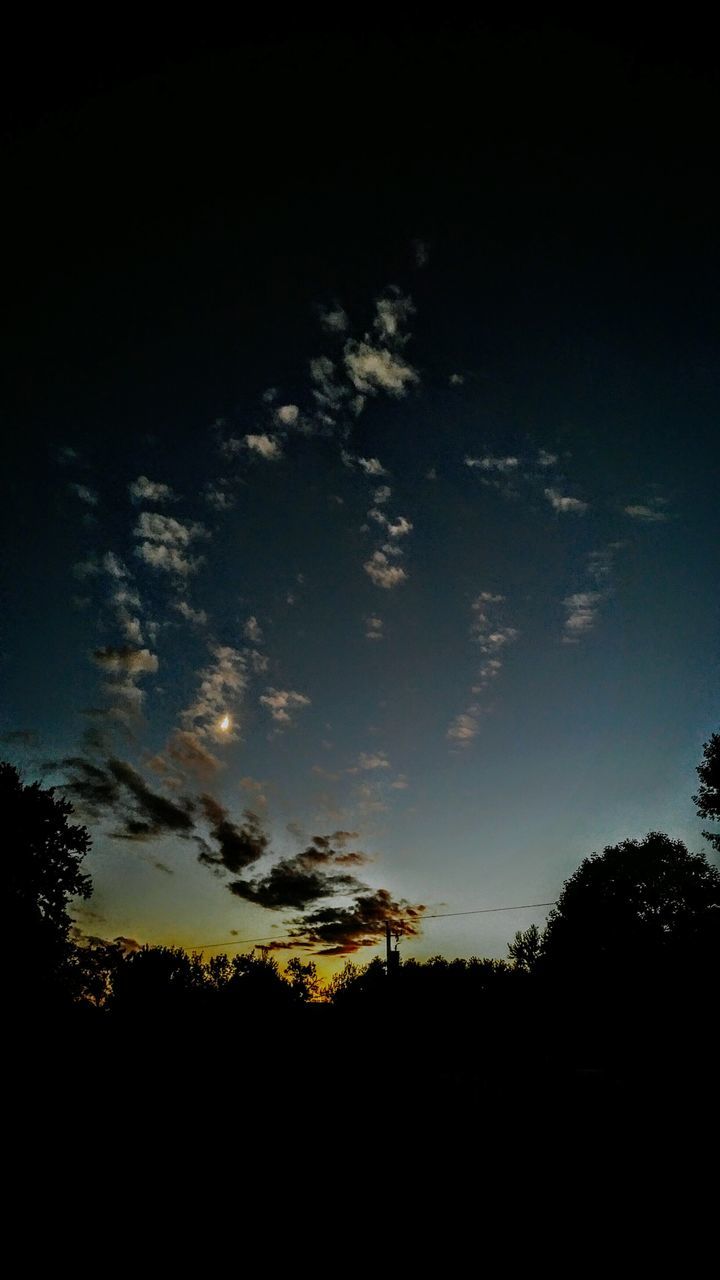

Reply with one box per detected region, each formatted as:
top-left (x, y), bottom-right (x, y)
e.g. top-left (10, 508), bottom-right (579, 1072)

top-left (3, 24), bottom-right (718, 972)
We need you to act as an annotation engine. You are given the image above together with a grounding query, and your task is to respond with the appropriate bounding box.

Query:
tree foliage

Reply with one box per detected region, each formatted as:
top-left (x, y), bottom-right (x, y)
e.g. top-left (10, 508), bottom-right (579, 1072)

top-left (3, 761), bottom-right (92, 1002)
top-left (693, 731), bottom-right (720, 853)
top-left (541, 831), bottom-right (720, 978)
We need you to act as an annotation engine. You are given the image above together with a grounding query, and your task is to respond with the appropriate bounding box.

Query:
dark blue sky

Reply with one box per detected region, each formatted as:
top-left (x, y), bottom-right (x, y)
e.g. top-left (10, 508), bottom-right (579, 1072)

top-left (2, 25), bottom-right (718, 967)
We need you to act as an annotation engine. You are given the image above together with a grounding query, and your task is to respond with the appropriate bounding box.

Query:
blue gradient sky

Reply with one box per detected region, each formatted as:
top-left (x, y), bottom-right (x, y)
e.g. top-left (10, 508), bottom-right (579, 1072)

top-left (2, 28), bottom-right (718, 970)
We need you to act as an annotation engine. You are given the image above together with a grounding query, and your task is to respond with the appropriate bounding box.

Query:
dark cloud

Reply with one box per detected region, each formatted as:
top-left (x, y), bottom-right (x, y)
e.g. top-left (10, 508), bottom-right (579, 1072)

top-left (290, 889), bottom-right (426, 955)
top-left (106, 759), bottom-right (194, 839)
top-left (197, 795), bottom-right (269, 874)
top-left (228, 850), bottom-right (362, 911)
top-left (58, 755), bottom-right (195, 840)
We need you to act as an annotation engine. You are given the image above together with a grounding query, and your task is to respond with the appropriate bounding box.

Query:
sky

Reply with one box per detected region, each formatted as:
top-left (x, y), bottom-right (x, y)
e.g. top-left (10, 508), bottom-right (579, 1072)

top-left (2, 23), bottom-right (718, 973)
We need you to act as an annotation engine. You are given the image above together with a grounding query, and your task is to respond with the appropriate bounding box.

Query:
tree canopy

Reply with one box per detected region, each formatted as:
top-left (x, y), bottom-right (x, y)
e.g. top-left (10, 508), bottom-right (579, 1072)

top-left (541, 830), bottom-right (719, 978)
top-left (694, 732), bottom-right (720, 853)
top-left (3, 761), bottom-right (92, 1002)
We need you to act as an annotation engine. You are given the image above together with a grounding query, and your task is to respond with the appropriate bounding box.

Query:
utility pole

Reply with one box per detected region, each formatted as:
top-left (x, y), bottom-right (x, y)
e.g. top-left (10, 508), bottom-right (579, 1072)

top-left (385, 921), bottom-right (400, 978)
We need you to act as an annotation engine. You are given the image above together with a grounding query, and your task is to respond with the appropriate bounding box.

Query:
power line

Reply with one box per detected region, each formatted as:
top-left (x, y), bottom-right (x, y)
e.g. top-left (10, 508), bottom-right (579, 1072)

top-left (193, 899), bottom-right (557, 951)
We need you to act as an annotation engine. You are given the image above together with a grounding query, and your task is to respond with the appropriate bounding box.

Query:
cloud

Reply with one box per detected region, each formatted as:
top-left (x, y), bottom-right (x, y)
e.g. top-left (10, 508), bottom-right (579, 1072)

top-left (364, 614), bottom-right (384, 641)
top-left (465, 456), bottom-right (519, 472)
top-left (203, 482), bottom-right (236, 511)
top-left (537, 449), bottom-right (558, 467)
top-left (356, 456), bottom-right (388, 477)
top-left (355, 751), bottom-right (390, 771)
top-left (197, 795), bottom-right (269, 874)
top-left (181, 645), bottom-right (248, 740)
top-left (413, 239), bottom-right (429, 268)
top-left (364, 551), bottom-right (407, 589)
top-left (245, 433), bottom-right (282, 460)
top-left (69, 483), bottom-right (99, 506)
top-left (260, 688), bottom-right (311, 725)
top-left (59, 755), bottom-right (195, 839)
top-left (228, 843), bottom-right (363, 911)
top-left (244, 616), bottom-right (263, 644)
top-left (391, 774), bottom-right (409, 790)
top-left (447, 710), bottom-right (481, 744)
top-left (173, 600), bottom-right (208, 626)
top-left (276, 404), bottom-right (299, 427)
top-left (344, 341), bottom-right (418, 397)
top-left (449, 373), bottom-right (464, 386)
top-left (373, 485), bottom-right (392, 505)
top-left (319, 305), bottom-right (349, 334)
top-left (129, 476), bottom-right (177, 504)
top-left (310, 356), bottom-right (347, 413)
top-left (624, 502), bottom-right (669, 523)
top-left (373, 287), bottom-right (415, 343)
top-left (544, 487), bottom-right (588, 514)
top-left (562, 591), bottom-right (604, 643)
top-left (92, 646), bottom-right (158, 676)
top-left (290, 889), bottom-right (425, 955)
top-left (385, 516), bottom-right (413, 538)
top-left (134, 512), bottom-right (208, 576)
top-left (165, 729), bottom-right (222, 777)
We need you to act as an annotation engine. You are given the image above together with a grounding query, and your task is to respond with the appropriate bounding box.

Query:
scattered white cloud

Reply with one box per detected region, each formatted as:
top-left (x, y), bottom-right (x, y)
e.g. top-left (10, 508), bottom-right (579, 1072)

top-left (129, 476), bottom-right (177, 504)
top-left (276, 404), bottom-right (299, 427)
top-left (173, 600), bottom-right (208, 626)
top-left (355, 751), bottom-right (390, 771)
top-left (319, 306), bottom-right (349, 334)
top-left (204, 482), bottom-right (236, 511)
top-left (344, 341), bottom-right (418, 397)
top-left (310, 355), bottom-right (347, 412)
top-left (244, 616), bottom-right (263, 644)
top-left (373, 485), bottom-right (392, 505)
top-left (364, 614), bottom-right (384, 641)
top-left (134, 512), bottom-right (208, 576)
top-left (465, 455), bottom-right (519, 472)
top-left (426, 467), bottom-right (437, 480)
top-left (246, 433), bottom-right (282, 460)
top-left (413, 239), bottom-right (429, 268)
top-left (391, 774), bottom-right (409, 789)
top-left (544, 487), bottom-right (588, 513)
top-left (447, 710), bottom-right (481, 745)
top-left (385, 516), bottom-right (413, 539)
top-left (260, 687), bottom-right (311, 725)
top-left (364, 551), bottom-right (408, 589)
top-left (624, 501), bottom-right (669, 523)
top-left (562, 591), bottom-right (604, 643)
top-left (449, 373), bottom-right (464, 386)
top-left (69, 483), bottom-right (99, 506)
top-left (536, 449), bottom-right (558, 468)
top-left (357, 456), bottom-right (388, 477)
top-left (92, 646), bottom-right (158, 676)
top-left (373, 288), bottom-right (415, 343)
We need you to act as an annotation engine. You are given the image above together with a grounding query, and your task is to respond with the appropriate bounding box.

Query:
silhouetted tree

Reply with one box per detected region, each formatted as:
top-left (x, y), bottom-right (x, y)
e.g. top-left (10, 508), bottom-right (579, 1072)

top-left (541, 831), bottom-right (720, 979)
top-left (3, 760), bottom-right (92, 1007)
top-left (694, 732), bottom-right (720, 853)
top-left (508, 923), bottom-right (542, 973)
top-left (285, 957), bottom-right (322, 1003)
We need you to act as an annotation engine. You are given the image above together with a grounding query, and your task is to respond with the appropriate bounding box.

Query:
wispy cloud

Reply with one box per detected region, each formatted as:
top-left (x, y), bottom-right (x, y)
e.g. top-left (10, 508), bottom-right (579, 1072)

top-left (129, 476), bottom-right (177, 504)
top-left (465, 455), bottom-right (519, 473)
top-left (173, 600), bottom-right (208, 626)
top-left (260, 688), bottom-right (311, 726)
top-left (364, 551), bottom-right (408, 589)
top-left (244, 616), bottom-right (263, 644)
top-left (561, 544), bottom-right (619, 644)
top-left (181, 645), bottom-right (248, 740)
top-left (69, 483), bottom-right (99, 506)
top-left (624, 499), bottom-right (670, 523)
top-left (245, 433), bottom-right (282, 460)
top-left (448, 593), bottom-right (518, 746)
top-left (134, 512), bottom-right (209, 576)
top-left (344, 341), bottom-right (418, 397)
top-left (364, 614), bottom-right (384, 641)
top-left (544, 487), bottom-right (588, 514)
top-left (319, 305), bottom-right (349, 334)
